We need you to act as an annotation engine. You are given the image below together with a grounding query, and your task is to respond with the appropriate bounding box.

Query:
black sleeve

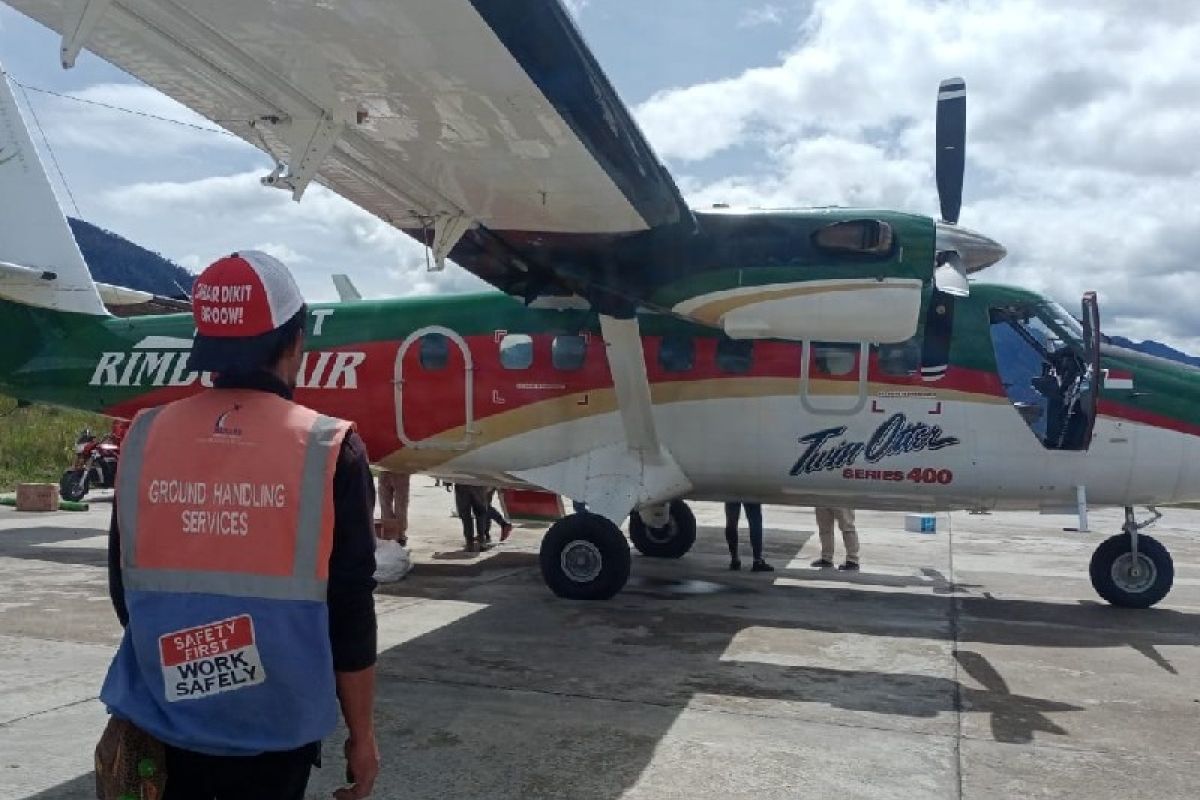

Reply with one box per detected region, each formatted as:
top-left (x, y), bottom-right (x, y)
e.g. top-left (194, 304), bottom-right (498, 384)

top-left (327, 430), bottom-right (378, 672)
top-left (108, 505), bottom-right (129, 627)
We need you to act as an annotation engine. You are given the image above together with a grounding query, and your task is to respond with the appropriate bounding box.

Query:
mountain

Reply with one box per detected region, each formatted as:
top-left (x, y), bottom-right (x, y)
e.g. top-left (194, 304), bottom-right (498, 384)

top-left (1107, 336), bottom-right (1200, 369)
top-left (67, 218), bottom-right (193, 297)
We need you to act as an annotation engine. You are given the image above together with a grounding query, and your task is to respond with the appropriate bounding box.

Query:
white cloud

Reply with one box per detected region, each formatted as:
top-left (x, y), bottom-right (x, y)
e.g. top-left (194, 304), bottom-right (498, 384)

top-left (100, 172), bottom-right (491, 303)
top-left (21, 83), bottom-right (243, 157)
top-left (635, 0), bottom-right (1200, 350)
top-left (738, 4), bottom-right (785, 29)
top-left (562, 0), bottom-right (589, 18)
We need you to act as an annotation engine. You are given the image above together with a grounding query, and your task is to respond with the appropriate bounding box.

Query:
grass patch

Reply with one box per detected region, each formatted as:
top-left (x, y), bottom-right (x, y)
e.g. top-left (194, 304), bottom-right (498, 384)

top-left (0, 396), bottom-right (110, 491)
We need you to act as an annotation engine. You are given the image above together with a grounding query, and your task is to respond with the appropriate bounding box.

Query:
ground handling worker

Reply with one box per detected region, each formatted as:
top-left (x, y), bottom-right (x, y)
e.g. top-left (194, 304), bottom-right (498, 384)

top-left (99, 252), bottom-right (380, 800)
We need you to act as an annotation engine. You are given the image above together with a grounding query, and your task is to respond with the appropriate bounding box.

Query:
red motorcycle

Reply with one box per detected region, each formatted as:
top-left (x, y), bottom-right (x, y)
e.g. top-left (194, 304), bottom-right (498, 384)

top-left (60, 422), bottom-right (125, 501)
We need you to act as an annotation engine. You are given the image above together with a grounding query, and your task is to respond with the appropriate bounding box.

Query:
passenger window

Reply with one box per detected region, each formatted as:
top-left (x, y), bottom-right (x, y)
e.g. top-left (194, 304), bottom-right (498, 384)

top-left (716, 337), bottom-right (754, 374)
top-left (659, 335), bottom-right (695, 373)
top-left (813, 342), bottom-right (857, 376)
top-left (877, 339), bottom-right (920, 376)
top-left (552, 335), bottom-right (587, 371)
top-left (500, 334), bottom-right (533, 370)
top-left (419, 333), bottom-right (449, 370)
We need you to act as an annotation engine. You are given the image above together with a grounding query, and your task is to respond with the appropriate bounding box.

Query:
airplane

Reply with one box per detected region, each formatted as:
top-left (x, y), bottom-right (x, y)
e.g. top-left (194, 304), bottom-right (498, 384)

top-left (0, 1), bottom-right (1194, 610)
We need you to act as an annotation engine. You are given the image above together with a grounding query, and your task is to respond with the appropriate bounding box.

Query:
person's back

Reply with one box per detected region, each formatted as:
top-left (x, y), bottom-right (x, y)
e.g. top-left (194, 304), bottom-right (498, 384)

top-left (102, 252), bottom-right (380, 800)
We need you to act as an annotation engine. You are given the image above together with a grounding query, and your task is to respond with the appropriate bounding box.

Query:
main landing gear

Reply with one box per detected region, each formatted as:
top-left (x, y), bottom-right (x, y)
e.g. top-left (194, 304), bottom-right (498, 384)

top-left (629, 500), bottom-right (697, 559)
top-left (539, 512), bottom-right (632, 601)
top-left (539, 500), bottom-right (698, 600)
top-left (1089, 506), bottom-right (1173, 608)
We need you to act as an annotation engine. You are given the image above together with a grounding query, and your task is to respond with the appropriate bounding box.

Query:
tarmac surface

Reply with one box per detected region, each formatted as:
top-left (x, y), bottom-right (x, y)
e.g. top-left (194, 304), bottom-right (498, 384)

top-left (1, 482), bottom-right (1198, 799)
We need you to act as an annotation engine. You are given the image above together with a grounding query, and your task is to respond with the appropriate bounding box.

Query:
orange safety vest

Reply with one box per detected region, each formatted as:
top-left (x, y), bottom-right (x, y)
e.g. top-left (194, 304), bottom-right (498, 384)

top-left (101, 389), bottom-right (353, 755)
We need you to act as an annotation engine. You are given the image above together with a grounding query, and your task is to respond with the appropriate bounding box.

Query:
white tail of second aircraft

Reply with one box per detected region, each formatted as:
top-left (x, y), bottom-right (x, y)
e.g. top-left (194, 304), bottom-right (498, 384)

top-left (0, 62), bottom-right (107, 316)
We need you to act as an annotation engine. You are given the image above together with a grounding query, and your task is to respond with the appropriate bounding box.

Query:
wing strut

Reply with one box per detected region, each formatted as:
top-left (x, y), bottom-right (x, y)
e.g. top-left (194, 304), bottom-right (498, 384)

top-left (513, 315), bottom-right (691, 524)
top-left (599, 316), bottom-right (661, 456)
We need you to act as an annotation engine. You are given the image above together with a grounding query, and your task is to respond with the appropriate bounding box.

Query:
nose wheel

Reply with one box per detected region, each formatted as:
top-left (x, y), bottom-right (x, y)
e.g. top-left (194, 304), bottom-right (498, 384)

top-left (1089, 506), bottom-right (1173, 608)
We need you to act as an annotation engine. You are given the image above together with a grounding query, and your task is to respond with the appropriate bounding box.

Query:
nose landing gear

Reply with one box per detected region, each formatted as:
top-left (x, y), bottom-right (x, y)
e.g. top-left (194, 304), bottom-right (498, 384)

top-left (1089, 506), bottom-right (1172, 608)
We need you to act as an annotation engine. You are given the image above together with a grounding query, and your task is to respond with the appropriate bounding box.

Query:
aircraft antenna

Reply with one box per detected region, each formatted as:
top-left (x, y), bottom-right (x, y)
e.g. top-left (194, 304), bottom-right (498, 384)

top-left (16, 81), bottom-right (81, 217)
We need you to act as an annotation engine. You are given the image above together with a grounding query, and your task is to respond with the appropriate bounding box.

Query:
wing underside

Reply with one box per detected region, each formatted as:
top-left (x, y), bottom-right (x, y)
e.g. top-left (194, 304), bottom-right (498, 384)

top-left (5, 0), bottom-right (689, 245)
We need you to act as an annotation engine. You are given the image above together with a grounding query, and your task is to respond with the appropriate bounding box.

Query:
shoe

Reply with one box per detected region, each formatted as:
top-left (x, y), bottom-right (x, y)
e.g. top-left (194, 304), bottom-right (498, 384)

top-left (729, 558), bottom-right (742, 571)
top-left (810, 558), bottom-right (835, 568)
top-left (751, 559), bottom-right (774, 572)
top-left (464, 541), bottom-right (478, 553)
top-left (838, 561), bottom-right (860, 571)
top-left (478, 540), bottom-right (494, 552)
top-left (500, 523), bottom-right (514, 542)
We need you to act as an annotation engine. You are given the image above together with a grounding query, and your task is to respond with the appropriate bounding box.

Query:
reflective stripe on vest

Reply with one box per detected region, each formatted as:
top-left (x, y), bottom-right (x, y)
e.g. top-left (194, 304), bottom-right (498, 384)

top-left (117, 392), bottom-right (348, 603)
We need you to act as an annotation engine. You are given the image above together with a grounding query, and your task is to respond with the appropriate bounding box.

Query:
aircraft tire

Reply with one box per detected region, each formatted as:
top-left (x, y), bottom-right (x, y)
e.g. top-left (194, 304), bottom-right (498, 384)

top-left (540, 513), bottom-right (631, 600)
top-left (1089, 533), bottom-right (1174, 609)
top-left (59, 469), bottom-right (88, 502)
top-left (629, 500), bottom-right (697, 559)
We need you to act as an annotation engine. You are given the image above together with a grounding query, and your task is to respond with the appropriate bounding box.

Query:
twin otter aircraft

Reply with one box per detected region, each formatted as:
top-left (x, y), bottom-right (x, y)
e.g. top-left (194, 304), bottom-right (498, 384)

top-left (2, 0), bottom-right (1197, 607)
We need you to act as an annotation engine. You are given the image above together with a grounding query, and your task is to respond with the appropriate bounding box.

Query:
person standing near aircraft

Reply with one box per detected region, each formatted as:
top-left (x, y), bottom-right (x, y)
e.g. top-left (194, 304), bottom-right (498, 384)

top-left (724, 502), bottom-right (773, 572)
top-left (101, 252), bottom-right (379, 800)
top-left (377, 469), bottom-right (410, 543)
top-left (454, 483), bottom-right (493, 552)
top-left (485, 488), bottom-right (515, 542)
top-left (812, 507), bottom-right (860, 571)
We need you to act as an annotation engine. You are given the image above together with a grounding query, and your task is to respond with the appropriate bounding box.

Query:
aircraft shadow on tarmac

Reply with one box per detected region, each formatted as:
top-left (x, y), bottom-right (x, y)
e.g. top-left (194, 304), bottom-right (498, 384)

top-left (0, 525), bottom-right (111, 568)
top-left (15, 524), bottom-right (1196, 799)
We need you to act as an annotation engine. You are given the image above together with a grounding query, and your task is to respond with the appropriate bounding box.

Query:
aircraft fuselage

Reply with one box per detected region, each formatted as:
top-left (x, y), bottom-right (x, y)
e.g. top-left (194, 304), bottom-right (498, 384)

top-left (4, 284), bottom-right (1200, 513)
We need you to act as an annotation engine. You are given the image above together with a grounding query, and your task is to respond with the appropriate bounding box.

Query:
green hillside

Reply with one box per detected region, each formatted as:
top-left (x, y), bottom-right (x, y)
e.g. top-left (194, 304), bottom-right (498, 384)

top-left (0, 396), bottom-right (109, 492)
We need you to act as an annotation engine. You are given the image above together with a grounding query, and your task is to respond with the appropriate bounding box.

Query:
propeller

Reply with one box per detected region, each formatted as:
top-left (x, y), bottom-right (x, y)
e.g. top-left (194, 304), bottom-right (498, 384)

top-left (922, 77), bottom-right (970, 380)
top-left (933, 77), bottom-right (968, 296)
top-left (935, 77), bottom-right (966, 226)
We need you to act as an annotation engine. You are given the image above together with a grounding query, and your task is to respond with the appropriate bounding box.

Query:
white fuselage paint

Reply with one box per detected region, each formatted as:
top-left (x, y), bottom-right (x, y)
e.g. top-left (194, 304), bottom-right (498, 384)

top-left (424, 394), bottom-right (1200, 512)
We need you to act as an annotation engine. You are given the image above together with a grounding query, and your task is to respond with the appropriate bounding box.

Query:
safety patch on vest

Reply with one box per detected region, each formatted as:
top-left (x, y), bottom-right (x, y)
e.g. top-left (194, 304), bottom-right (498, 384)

top-left (159, 614), bottom-right (266, 702)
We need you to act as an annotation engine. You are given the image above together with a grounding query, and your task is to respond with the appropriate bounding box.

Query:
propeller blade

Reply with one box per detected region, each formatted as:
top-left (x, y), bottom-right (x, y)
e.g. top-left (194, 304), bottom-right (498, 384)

top-left (919, 292), bottom-right (956, 382)
top-left (936, 77), bottom-right (966, 225)
top-left (934, 252), bottom-right (969, 297)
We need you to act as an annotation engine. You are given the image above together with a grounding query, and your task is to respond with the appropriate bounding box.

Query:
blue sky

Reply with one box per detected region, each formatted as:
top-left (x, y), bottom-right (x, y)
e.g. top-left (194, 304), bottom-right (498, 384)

top-left (1, 1), bottom-right (1198, 350)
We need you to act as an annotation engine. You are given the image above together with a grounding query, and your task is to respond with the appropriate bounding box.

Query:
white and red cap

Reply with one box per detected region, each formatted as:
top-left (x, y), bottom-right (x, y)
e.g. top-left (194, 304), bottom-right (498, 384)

top-left (187, 251), bottom-right (306, 372)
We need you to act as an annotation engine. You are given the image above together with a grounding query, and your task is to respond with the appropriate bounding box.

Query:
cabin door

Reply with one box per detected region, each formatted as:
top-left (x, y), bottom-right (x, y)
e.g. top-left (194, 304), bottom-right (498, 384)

top-left (395, 326), bottom-right (475, 449)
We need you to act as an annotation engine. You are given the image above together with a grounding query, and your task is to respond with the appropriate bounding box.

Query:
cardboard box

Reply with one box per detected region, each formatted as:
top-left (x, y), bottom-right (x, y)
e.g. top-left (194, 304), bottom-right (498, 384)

top-left (16, 483), bottom-right (59, 512)
top-left (904, 513), bottom-right (937, 534)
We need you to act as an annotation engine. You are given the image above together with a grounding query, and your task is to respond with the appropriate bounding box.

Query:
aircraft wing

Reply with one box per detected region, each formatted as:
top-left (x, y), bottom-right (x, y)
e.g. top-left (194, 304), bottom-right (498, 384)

top-left (5, 0), bottom-right (690, 288)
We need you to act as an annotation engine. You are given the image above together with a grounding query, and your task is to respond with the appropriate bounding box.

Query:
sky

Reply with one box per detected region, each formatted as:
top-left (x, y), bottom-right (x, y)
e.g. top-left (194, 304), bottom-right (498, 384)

top-left (1, 0), bottom-right (1198, 350)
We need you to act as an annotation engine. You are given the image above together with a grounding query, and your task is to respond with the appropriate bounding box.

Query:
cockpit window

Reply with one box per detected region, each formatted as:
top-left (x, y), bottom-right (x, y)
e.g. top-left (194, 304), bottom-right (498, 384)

top-left (990, 302), bottom-right (1082, 356)
top-left (989, 301), bottom-right (1092, 451)
top-left (811, 219), bottom-right (895, 257)
top-left (1038, 301), bottom-right (1084, 343)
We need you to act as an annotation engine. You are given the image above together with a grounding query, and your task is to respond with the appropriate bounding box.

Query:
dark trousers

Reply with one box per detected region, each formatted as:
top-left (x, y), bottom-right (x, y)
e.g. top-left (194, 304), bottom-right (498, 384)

top-left (162, 742), bottom-right (317, 800)
top-left (487, 502), bottom-right (509, 528)
top-left (454, 485), bottom-right (491, 543)
top-left (724, 502), bottom-right (764, 560)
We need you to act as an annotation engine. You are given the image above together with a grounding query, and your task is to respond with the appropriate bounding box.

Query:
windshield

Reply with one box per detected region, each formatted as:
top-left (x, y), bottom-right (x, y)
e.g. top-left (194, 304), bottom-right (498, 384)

top-left (1037, 301), bottom-right (1084, 346)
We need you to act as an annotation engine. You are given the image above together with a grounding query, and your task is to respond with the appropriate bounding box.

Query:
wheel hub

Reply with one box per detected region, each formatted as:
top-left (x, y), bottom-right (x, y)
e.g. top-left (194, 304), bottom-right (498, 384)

top-left (644, 518), bottom-right (677, 545)
top-left (560, 540), bottom-right (603, 583)
top-left (1111, 552), bottom-right (1157, 594)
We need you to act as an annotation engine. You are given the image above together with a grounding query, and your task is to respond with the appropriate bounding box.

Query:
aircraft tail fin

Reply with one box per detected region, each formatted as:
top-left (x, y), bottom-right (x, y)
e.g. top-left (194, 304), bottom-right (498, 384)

top-left (0, 63), bottom-right (108, 317)
top-left (332, 274), bottom-right (362, 302)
